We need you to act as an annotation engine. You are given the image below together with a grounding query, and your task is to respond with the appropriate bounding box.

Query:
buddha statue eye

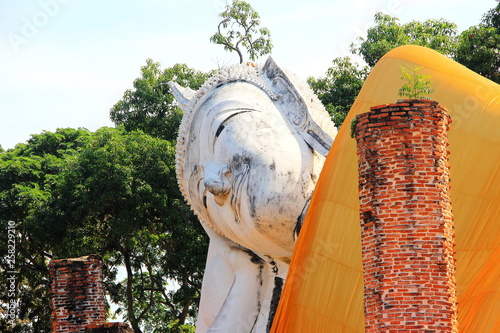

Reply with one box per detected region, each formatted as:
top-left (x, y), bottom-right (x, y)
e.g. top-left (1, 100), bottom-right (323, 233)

top-left (211, 109), bottom-right (254, 151)
top-left (203, 192), bottom-right (208, 209)
top-left (216, 124), bottom-right (225, 137)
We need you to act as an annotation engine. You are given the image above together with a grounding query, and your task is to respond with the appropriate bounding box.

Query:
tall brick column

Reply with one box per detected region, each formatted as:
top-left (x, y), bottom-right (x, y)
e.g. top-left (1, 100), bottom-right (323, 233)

top-left (49, 255), bottom-right (107, 332)
top-left (354, 99), bottom-right (458, 332)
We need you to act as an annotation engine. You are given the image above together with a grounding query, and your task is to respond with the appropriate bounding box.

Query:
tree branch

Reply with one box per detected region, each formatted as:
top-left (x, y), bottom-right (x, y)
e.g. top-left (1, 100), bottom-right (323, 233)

top-left (120, 247), bottom-right (143, 333)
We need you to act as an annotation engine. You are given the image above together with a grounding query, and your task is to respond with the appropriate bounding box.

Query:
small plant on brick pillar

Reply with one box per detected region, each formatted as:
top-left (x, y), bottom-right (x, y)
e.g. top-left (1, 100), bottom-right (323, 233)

top-left (398, 65), bottom-right (434, 100)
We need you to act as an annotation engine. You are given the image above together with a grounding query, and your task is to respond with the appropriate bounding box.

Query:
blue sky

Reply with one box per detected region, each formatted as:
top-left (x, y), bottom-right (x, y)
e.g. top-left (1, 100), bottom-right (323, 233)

top-left (0, 0), bottom-right (496, 150)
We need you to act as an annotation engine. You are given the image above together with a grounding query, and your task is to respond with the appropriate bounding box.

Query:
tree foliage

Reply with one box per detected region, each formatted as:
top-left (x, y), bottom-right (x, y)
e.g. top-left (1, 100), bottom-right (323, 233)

top-left (108, 59), bottom-right (212, 331)
top-left (110, 59), bottom-right (209, 142)
top-left (307, 57), bottom-right (369, 127)
top-left (210, 0), bottom-right (273, 64)
top-left (0, 128), bottom-right (91, 333)
top-left (38, 127), bottom-right (207, 333)
top-left (1, 58), bottom-right (210, 332)
top-left (483, 3), bottom-right (500, 29)
top-left (1, 128), bottom-right (207, 333)
top-left (313, 5), bottom-right (498, 128)
top-left (454, 4), bottom-right (500, 83)
top-left (310, 13), bottom-right (458, 128)
top-left (351, 12), bottom-right (458, 67)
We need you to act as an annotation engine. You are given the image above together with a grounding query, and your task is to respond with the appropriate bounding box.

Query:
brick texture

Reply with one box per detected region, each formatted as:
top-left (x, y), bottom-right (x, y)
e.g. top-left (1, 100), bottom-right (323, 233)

top-left (49, 255), bottom-right (107, 333)
top-left (85, 322), bottom-right (134, 333)
top-left (354, 100), bottom-right (458, 332)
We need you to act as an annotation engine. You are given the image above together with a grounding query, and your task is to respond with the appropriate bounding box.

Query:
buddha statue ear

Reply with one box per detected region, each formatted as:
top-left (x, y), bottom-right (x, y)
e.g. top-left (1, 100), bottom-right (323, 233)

top-left (262, 57), bottom-right (334, 157)
top-left (168, 82), bottom-right (197, 112)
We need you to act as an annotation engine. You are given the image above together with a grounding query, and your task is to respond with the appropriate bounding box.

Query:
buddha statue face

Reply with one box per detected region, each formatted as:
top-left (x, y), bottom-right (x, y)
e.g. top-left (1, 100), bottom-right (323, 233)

top-left (171, 58), bottom-right (336, 259)
top-left (186, 82), bottom-right (318, 257)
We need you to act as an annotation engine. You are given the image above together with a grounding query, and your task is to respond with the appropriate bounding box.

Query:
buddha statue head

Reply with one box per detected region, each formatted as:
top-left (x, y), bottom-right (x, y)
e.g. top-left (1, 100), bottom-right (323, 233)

top-left (169, 57), bottom-right (337, 259)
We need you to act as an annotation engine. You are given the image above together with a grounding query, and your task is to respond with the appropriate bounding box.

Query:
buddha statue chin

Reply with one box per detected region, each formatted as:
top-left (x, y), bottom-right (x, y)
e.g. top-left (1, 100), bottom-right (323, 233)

top-left (169, 57), bottom-right (336, 333)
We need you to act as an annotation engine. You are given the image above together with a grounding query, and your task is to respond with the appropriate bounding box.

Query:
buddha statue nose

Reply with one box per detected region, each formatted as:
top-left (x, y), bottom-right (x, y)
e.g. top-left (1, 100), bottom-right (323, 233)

top-left (204, 163), bottom-right (232, 206)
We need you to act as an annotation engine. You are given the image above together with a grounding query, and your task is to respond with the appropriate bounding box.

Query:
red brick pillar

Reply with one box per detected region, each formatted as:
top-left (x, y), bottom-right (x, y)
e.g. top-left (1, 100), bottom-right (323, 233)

top-left (354, 99), bottom-right (458, 332)
top-left (49, 255), bottom-right (107, 332)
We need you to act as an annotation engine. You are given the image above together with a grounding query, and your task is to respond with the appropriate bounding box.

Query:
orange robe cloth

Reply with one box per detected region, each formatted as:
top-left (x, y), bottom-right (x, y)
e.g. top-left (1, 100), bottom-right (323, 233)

top-left (271, 45), bottom-right (500, 333)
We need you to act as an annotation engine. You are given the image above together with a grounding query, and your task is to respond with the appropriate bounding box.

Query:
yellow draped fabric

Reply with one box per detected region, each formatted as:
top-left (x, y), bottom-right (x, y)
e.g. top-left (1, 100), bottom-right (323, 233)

top-left (271, 45), bottom-right (500, 332)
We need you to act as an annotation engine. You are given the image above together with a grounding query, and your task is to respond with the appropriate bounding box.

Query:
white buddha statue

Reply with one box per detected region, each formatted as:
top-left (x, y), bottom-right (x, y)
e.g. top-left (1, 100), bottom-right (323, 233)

top-left (169, 57), bottom-right (336, 333)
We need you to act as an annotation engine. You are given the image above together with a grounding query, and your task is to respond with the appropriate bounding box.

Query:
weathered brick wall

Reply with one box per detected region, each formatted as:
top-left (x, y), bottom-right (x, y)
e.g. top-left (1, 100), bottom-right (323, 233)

top-left (85, 322), bottom-right (134, 333)
top-left (49, 254), bottom-right (107, 332)
top-left (355, 100), bottom-right (458, 332)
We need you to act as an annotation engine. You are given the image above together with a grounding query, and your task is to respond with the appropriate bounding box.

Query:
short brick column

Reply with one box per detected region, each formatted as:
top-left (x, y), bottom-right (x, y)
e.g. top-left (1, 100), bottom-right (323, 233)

top-left (354, 100), bottom-right (458, 332)
top-left (49, 254), bottom-right (107, 332)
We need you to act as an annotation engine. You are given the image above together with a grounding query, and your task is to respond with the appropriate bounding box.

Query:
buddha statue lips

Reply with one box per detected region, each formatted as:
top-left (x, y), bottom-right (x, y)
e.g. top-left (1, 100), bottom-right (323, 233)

top-left (169, 57), bottom-right (337, 333)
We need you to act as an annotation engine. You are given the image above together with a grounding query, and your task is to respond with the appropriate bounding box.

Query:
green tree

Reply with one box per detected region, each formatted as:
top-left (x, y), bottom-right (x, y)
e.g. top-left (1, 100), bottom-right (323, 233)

top-left (109, 59), bottom-right (212, 332)
top-left (37, 127), bottom-right (207, 333)
top-left (351, 12), bottom-right (458, 67)
top-left (110, 59), bottom-right (209, 142)
top-left (307, 57), bottom-right (369, 127)
top-left (1, 127), bottom-right (207, 333)
top-left (454, 4), bottom-right (500, 83)
top-left (319, 13), bottom-right (458, 128)
top-left (483, 3), bottom-right (500, 29)
top-left (0, 128), bottom-right (91, 333)
top-left (210, 0), bottom-right (273, 64)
